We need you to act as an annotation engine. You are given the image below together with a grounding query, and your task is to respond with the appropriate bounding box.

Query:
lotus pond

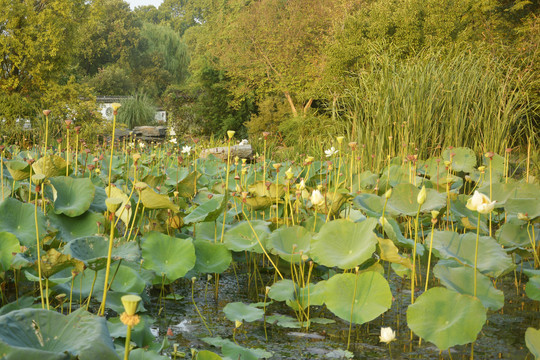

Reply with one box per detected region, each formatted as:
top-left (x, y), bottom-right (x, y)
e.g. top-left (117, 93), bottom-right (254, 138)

top-left (0, 130), bottom-right (539, 360)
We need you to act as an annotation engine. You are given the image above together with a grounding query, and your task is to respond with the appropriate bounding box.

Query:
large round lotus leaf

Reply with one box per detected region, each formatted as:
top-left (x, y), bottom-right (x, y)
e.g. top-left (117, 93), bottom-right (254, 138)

top-left (526, 327), bottom-right (540, 360)
top-left (184, 194), bottom-right (227, 225)
top-left (195, 350), bottom-right (222, 360)
top-left (32, 155), bottom-right (69, 178)
top-left (505, 198), bottom-right (540, 219)
top-left (268, 279), bottom-right (297, 302)
top-left (324, 272), bottom-right (392, 324)
top-left (0, 308), bottom-right (118, 360)
top-left (243, 196), bottom-right (274, 211)
top-left (48, 211), bottom-right (104, 243)
top-left (267, 225), bottom-right (311, 263)
top-left (292, 280), bottom-right (327, 310)
top-left (248, 181), bottom-right (285, 198)
top-left (194, 221), bottom-right (227, 242)
top-left (141, 232), bottom-right (195, 283)
top-left (442, 147), bottom-right (476, 173)
top-left (193, 240), bottom-right (232, 274)
top-left (5, 160), bottom-right (31, 181)
top-left (49, 176), bottom-right (95, 217)
top-left (407, 287), bottom-right (486, 350)
top-left (310, 218), bottom-right (378, 269)
top-left (110, 264), bottom-right (148, 293)
top-left (379, 165), bottom-right (423, 189)
top-left (381, 218), bottom-right (425, 256)
top-left (128, 348), bottom-right (170, 360)
top-left (386, 183), bottom-right (446, 216)
top-left (0, 232), bottom-right (20, 272)
top-left (525, 276), bottom-right (540, 301)
top-left (433, 260), bottom-right (504, 310)
top-left (202, 336), bottom-right (273, 360)
top-left (351, 171), bottom-right (379, 192)
top-left (352, 193), bottom-right (387, 218)
top-left (140, 187), bottom-right (179, 212)
top-left (223, 220), bottom-right (270, 253)
top-left (431, 230), bottom-right (514, 278)
top-left (223, 302), bottom-right (264, 322)
top-left (0, 197), bottom-right (46, 247)
top-left (496, 218), bottom-right (538, 248)
top-left (63, 236), bottom-right (140, 271)
top-left (89, 186), bottom-right (108, 212)
top-left (176, 171), bottom-right (199, 199)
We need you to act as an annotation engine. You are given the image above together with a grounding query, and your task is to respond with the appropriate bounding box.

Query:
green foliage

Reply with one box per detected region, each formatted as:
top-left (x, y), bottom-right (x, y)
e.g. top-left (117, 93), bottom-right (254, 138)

top-left (86, 64), bottom-right (135, 96)
top-left (117, 93), bottom-right (156, 129)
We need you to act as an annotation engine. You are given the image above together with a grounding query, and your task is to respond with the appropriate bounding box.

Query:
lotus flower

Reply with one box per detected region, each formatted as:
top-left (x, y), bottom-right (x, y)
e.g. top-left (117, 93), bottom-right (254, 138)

top-left (379, 327), bottom-right (396, 344)
top-left (181, 145), bottom-right (192, 155)
top-left (466, 191), bottom-right (495, 214)
top-left (324, 147), bottom-right (338, 157)
top-left (310, 189), bottom-right (325, 206)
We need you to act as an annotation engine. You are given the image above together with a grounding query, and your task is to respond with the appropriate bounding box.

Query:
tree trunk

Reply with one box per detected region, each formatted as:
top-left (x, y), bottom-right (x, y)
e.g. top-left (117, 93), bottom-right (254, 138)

top-left (303, 98), bottom-right (313, 116)
top-left (284, 91), bottom-right (298, 117)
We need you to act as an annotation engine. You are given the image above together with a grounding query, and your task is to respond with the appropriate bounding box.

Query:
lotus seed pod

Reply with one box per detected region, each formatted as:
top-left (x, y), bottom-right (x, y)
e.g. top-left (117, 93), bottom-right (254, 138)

top-left (336, 136), bottom-right (344, 144)
top-left (121, 294), bottom-right (141, 316)
top-left (111, 103), bottom-right (121, 112)
top-left (134, 182), bottom-right (148, 191)
top-left (105, 197), bottom-right (123, 213)
top-left (227, 130), bottom-right (235, 139)
top-left (43, 110), bottom-right (51, 116)
top-left (235, 320), bottom-right (242, 328)
top-left (431, 210), bottom-right (439, 219)
top-left (31, 173), bottom-right (46, 186)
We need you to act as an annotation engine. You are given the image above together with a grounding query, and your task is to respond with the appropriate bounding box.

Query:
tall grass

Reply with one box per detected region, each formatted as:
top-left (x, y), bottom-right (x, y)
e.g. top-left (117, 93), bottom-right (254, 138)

top-left (336, 48), bottom-right (538, 164)
top-left (117, 93), bottom-right (156, 129)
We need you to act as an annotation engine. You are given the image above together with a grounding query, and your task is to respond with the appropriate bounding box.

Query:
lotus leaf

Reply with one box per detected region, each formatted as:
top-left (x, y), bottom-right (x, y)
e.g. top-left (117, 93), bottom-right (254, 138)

top-left (243, 195), bottom-right (274, 210)
top-left (193, 240), bottom-right (232, 274)
top-left (0, 197), bottom-right (46, 247)
top-left (526, 276), bottom-right (540, 301)
top-left (223, 302), bottom-right (264, 322)
top-left (407, 287), bottom-right (486, 350)
top-left (324, 272), bottom-right (392, 324)
top-left (377, 237), bottom-right (412, 269)
top-left (496, 218), bottom-right (538, 248)
top-left (176, 171), bottom-right (199, 198)
top-left (442, 147), bottom-right (476, 173)
top-left (248, 181), bottom-right (285, 198)
top-left (0, 308), bottom-right (119, 359)
top-left (32, 155), bottom-right (69, 178)
top-left (129, 348), bottom-right (170, 360)
top-left (5, 160), bottom-right (31, 181)
top-left (310, 218), bottom-right (378, 269)
top-left (268, 279), bottom-right (296, 302)
top-left (353, 193), bottom-right (398, 218)
top-left (105, 185), bottom-right (132, 226)
top-left (184, 194), bottom-right (227, 225)
top-left (48, 211), bottom-right (104, 243)
top-left (202, 336), bottom-right (273, 360)
top-left (0, 232), bottom-right (20, 272)
top-left (223, 220), bottom-right (270, 253)
top-left (140, 186), bottom-right (179, 212)
top-left (48, 176), bottom-right (95, 217)
top-left (433, 260), bottom-right (504, 310)
top-left (386, 183), bottom-right (446, 216)
top-left (505, 198), bottom-right (540, 219)
top-left (141, 232), bottom-right (195, 283)
top-left (267, 225), bottom-right (311, 263)
top-left (526, 327), bottom-right (540, 360)
top-left (431, 230), bottom-right (514, 278)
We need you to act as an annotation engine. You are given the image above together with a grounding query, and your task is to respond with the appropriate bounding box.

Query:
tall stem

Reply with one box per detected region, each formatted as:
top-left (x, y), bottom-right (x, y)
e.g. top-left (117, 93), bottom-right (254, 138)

top-left (473, 212), bottom-right (481, 297)
top-left (34, 190), bottom-right (45, 308)
top-left (99, 213), bottom-right (116, 315)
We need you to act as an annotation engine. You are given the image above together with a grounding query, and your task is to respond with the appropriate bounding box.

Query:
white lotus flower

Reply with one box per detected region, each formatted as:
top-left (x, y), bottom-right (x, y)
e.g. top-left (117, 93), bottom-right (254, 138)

top-left (181, 145), bottom-right (192, 156)
top-left (310, 189), bottom-right (325, 206)
top-left (239, 139), bottom-right (249, 146)
top-left (379, 327), bottom-right (396, 344)
top-left (299, 179), bottom-right (306, 190)
top-left (324, 147), bottom-right (338, 158)
top-left (138, 142), bottom-right (145, 149)
top-left (169, 138), bottom-right (177, 144)
top-left (169, 128), bottom-right (176, 136)
top-left (466, 191), bottom-right (495, 214)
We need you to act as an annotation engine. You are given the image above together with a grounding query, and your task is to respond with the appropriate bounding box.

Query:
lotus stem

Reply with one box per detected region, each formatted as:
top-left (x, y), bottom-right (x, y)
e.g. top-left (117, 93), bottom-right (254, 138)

top-left (347, 268), bottom-right (360, 351)
top-left (124, 325), bottom-right (132, 360)
top-left (219, 136), bottom-right (233, 243)
top-left (1, 150), bottom-right (4, 200)
top-left (424, 218), bottom-right (437, 292)
top-left (99, 212), bottom-right (116, 316)
top-left (34, 189), bottom-right (45, 309)
top-left (473, 212), bottom-right (481, 297)
top-left (85, 270), bottom-right (98, 311)
top-left (66, 127), bottom-right (70, 177)
top-left (69, 271), bottom-right (75, 314)
top-left (45, 278), bottom-right (50, 310)
top-left (191, 278), bottom-right (212, 336)
top-left (44, 114), bottom-right (49, 156)
top-left (411, 203), bottom-right (421, 313)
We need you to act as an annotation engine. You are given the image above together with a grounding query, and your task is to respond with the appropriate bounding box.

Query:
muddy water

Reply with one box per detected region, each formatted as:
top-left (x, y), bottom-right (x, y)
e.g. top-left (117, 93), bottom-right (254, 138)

top-left (150, 264), bottom-right (539, 359)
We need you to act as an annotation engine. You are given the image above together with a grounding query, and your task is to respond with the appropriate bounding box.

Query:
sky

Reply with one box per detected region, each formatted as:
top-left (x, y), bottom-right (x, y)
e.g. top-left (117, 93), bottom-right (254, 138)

top-left (126, 0), bottom-right (163, 9)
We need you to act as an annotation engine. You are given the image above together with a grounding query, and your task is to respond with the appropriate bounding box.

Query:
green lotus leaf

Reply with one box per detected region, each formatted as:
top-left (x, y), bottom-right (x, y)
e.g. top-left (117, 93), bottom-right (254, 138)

top-left (268, 279), bottom-right (296, 302)
top-left (184, 194), bottom-right (227, 225)
top-left (381, 217), bottom-right (425, 256)
top-left (0, 308), bottom-right (119, 360)
top-left (0, 197), bottom-right (46, 247)
top-left (141, 232), bottom-right (195, 283)
top-left (129, 348), bottom-right (170, 360)
top-left (32, 155), bottom-right (69, 178)
top-left (310, 218), bottom-right (378, 269)
top-left (202, 336), bottom-right (273, 360)
top-left (496, 218), bottom-right (538, 248)
top-left (5, 160), bottom-right (31, 181)
top-left (0, 232), bottom-right (20, 272)
top-left (290, 280), bottom-right (327, 310)
top-left (223, 302), bottom-right (264, 322)
top-left (89, 185), bottom-right (108, 212)
top-left (48, 211), bottom-right (104, 243)
top-left (432, 230), bottom-right (514, 278)
top-left (526, 276), bottom-right (540, 301)
top-left (194, 221), bottom-right (227, 242)
top-left (267, 225), bottom-right (311, 263)
top-left (140, 186), bottom-right (179, 212)
top-left (379, 164), bottom-right (423, 189)
top-left (324, 272), bottom-right (392, 324)
top-left (265, 314), bottom-right (303, 328)
top-left (63, 236), bottom-right (140, 271)
top-left (243, 195), bottom-right (274, 211)
top-left (352, 193), bottom-right (398, 218)
top-left (48, 176), bottom-right (95, 217)
top-left (407, 287), bottom-right (486, 350)
top-left (248, 180), bottom-right (285, 198)
top-left (386, 183), bottom-right (446, 216)
top-left (505, 198), bottom-right (540, 219)
top-left (526, 327), bottom-right (540, 360)
top-left (223, 220), bottom-right (270, 253)
top-left (194, 350), bottom-right (222, 360)
top-left (165, 167), bottom-right (189, 185)
top-left (351, 171), bottom-right (379, 192)
top-left (442, 147), bottom-right (476, 173)
top-left (433, 260), bottom-right (504, 310)
top-left (193, 240), bottom-right (232, 274)
top-left (377, 237), bottom-right (412, 269)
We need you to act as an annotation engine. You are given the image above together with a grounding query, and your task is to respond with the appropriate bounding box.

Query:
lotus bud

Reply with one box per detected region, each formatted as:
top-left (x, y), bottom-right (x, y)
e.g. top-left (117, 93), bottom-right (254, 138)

top-left (265, 286), bottom-right (271, 294)
top-left (417, 186), bottom-right (427, 205)
top-left (173, 191), bottom-right (179, 198)
top-left (227, 130), bottom-right (235, 139)
top-left (121, 294), bottom-right (141, 316)
top-left (105, 198), bottom-right (123, 213)
top-left (384, 188), bottom-right (392, 199)
top-left (285, 167), bottom-right (294, 179)
top-left (299, 179), bottom-right (306, 190)
top-left (379, 216), bottom-right (388, 227)
top-left (191, 277), bottom-right (197, 283)
top-left (310, 189), bottom-right (324, 206)
top-left (207, 274), bottom-right (213, 281)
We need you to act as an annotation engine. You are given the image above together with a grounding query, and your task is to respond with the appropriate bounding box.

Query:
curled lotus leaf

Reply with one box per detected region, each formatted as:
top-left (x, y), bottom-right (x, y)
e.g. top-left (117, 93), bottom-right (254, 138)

top-left (32, 155), bottom-right (69, 178)
top-left (5, 160), bottom-right (31, 181)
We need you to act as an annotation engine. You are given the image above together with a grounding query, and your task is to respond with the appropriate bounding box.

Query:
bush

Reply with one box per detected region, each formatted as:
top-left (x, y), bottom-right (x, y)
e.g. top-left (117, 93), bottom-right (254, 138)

top-left (117, 93), bottom-right (156, 129)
